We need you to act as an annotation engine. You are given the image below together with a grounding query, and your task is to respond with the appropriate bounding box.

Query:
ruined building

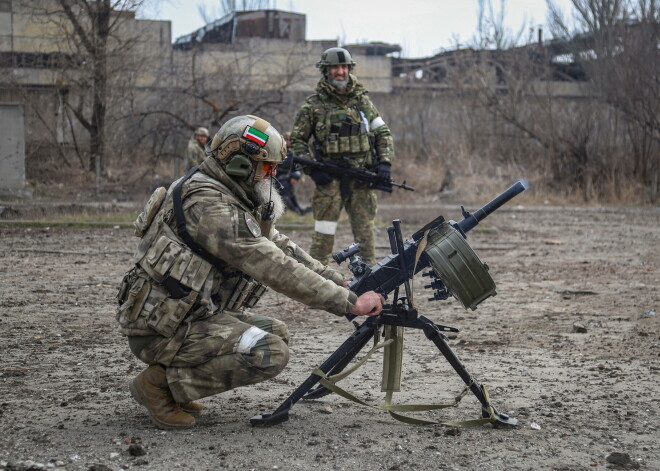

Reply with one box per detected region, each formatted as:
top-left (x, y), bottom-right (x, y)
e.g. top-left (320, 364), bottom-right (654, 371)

top-left (0, 0), bottom-right (612, 195)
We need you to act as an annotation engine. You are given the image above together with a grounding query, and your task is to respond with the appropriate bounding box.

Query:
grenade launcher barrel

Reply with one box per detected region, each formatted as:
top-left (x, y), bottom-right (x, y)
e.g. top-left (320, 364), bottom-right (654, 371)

top-left (347, 179), bottom-right (529, 298)
top-left (457, 179), bottom-right (529, 234)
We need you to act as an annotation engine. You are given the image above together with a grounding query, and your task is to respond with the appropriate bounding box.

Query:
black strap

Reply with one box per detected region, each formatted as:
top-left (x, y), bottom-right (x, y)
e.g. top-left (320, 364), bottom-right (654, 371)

top-left (161, 274), bottom-right (191, 299)
top-left (172, 166), bottom-right (227, 268)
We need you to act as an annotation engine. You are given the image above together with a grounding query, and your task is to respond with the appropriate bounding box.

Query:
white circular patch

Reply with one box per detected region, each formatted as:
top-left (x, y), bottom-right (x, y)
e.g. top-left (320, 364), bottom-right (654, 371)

top-left (244, 213), bottom-right (261, 237)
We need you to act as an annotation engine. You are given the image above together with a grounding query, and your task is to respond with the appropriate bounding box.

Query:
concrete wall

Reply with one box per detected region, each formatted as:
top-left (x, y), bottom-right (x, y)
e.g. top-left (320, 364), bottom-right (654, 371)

top-left (0, 0), bottom-right (174, 88)
top-left (0, 103), bottom-right (27, 195)
top-left (171, 38), bottom-right (392, 94)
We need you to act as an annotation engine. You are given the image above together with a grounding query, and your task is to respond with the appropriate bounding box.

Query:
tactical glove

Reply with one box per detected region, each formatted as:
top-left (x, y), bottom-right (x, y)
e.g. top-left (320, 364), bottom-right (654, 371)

top-left (310, 168), bottom-right (334, 186)
top-left (376, 162), bottom-right (391, 182)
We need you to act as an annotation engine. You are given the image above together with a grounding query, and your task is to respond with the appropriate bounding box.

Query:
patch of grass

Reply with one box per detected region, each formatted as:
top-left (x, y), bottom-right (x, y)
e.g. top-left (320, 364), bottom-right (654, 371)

top-left (52, 211), bottom-right (138, 225)
top-left (0, 220), bottom-right (134, 229)
top-left (1, 211), bottom-right (138, 228)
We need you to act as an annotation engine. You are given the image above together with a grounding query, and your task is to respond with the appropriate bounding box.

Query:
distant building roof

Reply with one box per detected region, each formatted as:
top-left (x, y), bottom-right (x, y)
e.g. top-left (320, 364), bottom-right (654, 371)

top-left (174, 10), bottom-right (306, 50)
top-left (342, 42), bottom-right (402, 56)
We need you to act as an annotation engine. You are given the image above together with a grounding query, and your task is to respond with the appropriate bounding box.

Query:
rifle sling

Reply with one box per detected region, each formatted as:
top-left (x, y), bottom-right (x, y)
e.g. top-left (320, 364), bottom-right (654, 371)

top-left (313, 365), bottom-right (495, 426)
top-left (172, 166), bottom-right (230, 270)
top-left (311, 316), bottom-right (495, 426)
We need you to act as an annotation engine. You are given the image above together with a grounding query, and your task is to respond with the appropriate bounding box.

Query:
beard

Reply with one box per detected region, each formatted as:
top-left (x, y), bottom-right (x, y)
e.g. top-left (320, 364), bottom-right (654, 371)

top-left (254, 177), bottom-right (286, 221)
top-left (327, 75), bottom-right (349, 91)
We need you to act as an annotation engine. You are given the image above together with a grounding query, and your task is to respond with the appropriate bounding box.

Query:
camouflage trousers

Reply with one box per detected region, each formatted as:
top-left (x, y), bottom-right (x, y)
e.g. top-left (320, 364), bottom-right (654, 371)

top-left (310, 179), bottom-right (377, 265)
top-left (130, 309), bottom-right (290, 403)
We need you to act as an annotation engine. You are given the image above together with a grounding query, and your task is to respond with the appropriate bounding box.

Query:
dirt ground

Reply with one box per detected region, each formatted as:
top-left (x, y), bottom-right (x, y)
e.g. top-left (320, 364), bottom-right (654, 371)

top-left (0, 201), bottom-right (658, 471)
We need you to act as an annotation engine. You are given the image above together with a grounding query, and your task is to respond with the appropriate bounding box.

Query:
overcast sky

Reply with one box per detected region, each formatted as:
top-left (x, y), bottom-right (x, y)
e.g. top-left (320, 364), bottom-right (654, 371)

top-left (146, 0), bottom-right (575, 58)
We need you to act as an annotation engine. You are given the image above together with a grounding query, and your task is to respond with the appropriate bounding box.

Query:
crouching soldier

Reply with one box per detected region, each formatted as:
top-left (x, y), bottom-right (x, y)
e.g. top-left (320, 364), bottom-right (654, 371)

top-left (116, 115), bottom-right (384, 429)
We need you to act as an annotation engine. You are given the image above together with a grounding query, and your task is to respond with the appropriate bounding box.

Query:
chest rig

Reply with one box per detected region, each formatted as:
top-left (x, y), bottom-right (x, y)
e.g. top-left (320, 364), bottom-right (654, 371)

top-left (167, 167), bottom-right (267, 313)
top-left (119, 168), bottom-right (267, 337)
top-left (315, 94), bottom-right (373, 166)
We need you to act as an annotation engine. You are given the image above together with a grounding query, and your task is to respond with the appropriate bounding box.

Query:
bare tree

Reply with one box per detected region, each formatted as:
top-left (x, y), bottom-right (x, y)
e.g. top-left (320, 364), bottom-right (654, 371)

top-left (474, 0), bottom-right (530, 49)
top-left (22, 0), bottom-right (152, 175)
top-left (125, 40), bottom-right (309, 182)
top-left (198, 0), bottom-right (272, 24)
top-left (425, 0), bottom-right (659, 202)
top-left (547, 0), bottom-right (660, 201)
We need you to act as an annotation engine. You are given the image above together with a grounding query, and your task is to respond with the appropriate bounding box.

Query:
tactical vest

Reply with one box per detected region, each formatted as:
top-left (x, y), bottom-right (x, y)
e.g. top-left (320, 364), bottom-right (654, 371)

top-left (116, 172), bottom-right (266, 338)
top-left (315, 95), bottom-right (373, 167)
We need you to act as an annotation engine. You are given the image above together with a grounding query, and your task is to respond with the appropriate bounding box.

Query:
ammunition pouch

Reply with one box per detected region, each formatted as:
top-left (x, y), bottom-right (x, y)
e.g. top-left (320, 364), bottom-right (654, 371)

top-left (117, 266), bottom-right (138, 307)
top-left (424, 222), bottom-right (496, 310)
top-left (224, 275), bottom-right (267, 311)
top-left (322, 109), bottom-right (371, 157)
top-left (145, 287), bottom-right (198, 337)
top-left (116, 269), bottom-right (151, 328)
top-left (117, 269), bottom-right (203, 338)
top-left (118, 169), bottom-right (270, 338)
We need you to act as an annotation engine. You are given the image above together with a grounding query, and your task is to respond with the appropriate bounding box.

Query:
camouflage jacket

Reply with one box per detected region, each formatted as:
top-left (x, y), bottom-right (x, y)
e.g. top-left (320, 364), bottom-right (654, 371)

top-left (290, 75), bottom-right (394, 169)
top-left (116, 157), bottom-right (357, 338)
top-left (185, 136), bottom-right (206, 169)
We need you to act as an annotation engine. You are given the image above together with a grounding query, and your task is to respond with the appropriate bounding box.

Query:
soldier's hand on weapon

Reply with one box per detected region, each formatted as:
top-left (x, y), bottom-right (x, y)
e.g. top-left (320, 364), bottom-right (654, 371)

top-left (310, 168), bottom-right (334, 186)
top-left (375, 162), bottom-right (391, 182)
top-left (348, 291), bottom-right (385, 316)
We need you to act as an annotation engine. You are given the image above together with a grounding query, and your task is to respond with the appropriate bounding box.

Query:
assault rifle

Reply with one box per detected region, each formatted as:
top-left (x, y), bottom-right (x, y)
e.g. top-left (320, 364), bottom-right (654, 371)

top-left (281, 154), bottom-right (415, 193)
top-left (251, 180), bottom-right (528, 427)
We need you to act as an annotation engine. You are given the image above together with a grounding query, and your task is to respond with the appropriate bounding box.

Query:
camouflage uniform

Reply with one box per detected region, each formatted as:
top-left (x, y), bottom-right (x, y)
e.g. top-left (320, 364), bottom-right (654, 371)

top-left (184, 135), bottom-right (206, 170)
top-left (290, 75), bottom-right (394, 265)
top-left (116, 156), bottom-right (356, 404)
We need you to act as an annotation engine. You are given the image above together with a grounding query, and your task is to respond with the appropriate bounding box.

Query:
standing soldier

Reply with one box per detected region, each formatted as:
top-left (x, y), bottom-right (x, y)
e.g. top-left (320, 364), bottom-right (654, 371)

top-left (184, 127), bottom-right (210, 170)
top-left (117, 115), bottom-right (384, 429)
top-left (290, 47), bottom-right (395, 265)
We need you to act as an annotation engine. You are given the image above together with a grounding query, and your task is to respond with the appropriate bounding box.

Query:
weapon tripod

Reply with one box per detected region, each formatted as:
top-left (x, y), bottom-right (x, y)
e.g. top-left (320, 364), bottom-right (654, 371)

top-left (251, 218), bottom-right (518, 428)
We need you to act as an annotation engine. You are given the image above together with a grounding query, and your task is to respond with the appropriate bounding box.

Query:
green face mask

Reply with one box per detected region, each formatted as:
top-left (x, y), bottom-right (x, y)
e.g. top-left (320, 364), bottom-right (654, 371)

top-left (224, 153), bottom-right (253, 179)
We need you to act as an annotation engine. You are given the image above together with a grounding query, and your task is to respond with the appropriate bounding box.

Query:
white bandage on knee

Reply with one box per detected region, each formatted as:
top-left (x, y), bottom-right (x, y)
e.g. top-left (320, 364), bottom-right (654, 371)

top-left (234, 326), bottom-right (268, 354)
top-left (315, 220), bottom-right (338, 235)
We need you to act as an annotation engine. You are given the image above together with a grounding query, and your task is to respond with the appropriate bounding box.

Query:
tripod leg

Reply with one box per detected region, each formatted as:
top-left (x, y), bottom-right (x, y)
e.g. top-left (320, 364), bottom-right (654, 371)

top-left (251, 319), bottom-right (378, 426)
top-left (303, 323), bottom-right (377, 400)
top-left (420, 317), bottom-right (517, 426)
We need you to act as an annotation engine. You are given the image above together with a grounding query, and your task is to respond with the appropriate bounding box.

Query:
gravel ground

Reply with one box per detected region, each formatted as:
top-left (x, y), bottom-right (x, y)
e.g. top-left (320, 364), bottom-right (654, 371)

top-left (0, 202), bottom-right (658, 471)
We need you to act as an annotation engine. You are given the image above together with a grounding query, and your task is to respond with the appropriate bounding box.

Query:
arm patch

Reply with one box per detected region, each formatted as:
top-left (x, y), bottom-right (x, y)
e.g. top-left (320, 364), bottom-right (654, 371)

top-left (238, 211), bottom-right (262, 238)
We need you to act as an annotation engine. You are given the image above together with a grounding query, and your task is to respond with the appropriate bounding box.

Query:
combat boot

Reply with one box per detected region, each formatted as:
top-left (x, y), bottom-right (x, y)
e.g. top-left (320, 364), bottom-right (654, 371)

top-left (179, 401), bottom-right (204, 415)
top-left (129, 365), bottom-right (195, 430)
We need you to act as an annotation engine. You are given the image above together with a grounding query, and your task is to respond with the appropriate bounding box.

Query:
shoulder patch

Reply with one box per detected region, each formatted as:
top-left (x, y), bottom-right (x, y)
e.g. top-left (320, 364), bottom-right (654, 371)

top-left (243, 212), bottom-right (261, 238)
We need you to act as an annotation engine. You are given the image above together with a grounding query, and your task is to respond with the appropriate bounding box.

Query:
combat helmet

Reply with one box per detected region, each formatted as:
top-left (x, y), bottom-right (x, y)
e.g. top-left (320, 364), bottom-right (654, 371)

top-left (207, 115), bottom-right (286, 181)
top-left (316, 47), bottom-right (356, 73)
top-left (194, 127), bottom-right (210, 137)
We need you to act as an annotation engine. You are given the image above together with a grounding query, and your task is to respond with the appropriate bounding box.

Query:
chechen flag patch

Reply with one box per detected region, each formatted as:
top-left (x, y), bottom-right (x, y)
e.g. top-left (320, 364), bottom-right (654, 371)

top-left (243, 126), bottom-right (269, 146)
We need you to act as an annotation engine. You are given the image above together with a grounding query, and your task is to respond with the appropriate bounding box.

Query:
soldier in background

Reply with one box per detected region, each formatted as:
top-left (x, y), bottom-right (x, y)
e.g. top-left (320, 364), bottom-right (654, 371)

top-left (117, 115), bottom-right (384, 430)
top-left (290, 47), bottom-right (395, 266)
top-left (276, 131), bottom-right (311, 215)
top-left (184, 127), bottom-right (210, 170)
